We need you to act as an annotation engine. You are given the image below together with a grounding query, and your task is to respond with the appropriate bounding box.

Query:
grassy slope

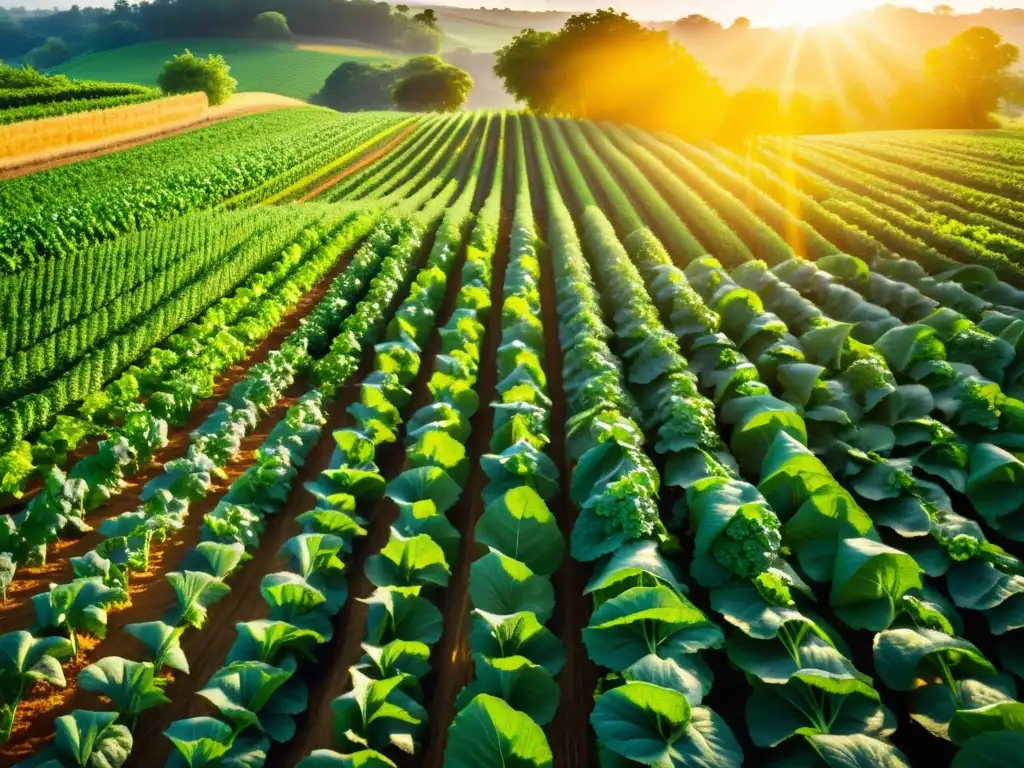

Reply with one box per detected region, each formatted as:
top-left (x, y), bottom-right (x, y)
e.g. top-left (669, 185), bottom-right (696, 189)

top-left (54, 38), bottom-right (401, 101)
top-left (435, 7), bottom-right (568, 52)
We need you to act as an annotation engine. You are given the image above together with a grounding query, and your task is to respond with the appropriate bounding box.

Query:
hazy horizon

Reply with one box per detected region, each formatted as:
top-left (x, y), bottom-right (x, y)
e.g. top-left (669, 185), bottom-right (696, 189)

top-left (7, 0), bottom-right (1024, 27)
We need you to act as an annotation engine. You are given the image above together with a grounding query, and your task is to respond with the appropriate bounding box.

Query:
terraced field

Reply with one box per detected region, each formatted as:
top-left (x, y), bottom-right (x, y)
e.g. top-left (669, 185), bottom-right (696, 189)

top-left (1, 112), bottom-right (1024, 768)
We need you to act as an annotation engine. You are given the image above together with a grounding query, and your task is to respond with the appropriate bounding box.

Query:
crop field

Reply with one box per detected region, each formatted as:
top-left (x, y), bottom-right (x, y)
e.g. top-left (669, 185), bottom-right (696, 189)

top-left (0, 74), bottom-right (161, 128)
top-left (53, 40), bottom-right (401, 101)
top-left (1, 109), bottom-right (1024, 768)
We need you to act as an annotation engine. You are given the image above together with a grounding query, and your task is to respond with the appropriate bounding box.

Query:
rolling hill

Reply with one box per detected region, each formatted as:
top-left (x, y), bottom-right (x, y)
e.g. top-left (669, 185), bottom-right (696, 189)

top-left (53, 38), bottom-right (402, 101)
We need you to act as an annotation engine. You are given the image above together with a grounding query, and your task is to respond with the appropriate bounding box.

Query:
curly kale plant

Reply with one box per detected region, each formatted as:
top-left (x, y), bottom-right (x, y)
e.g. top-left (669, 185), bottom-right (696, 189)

top-left (593, 476), bottom-right (661, 541)
top-left (712, 504), bottom-right (783, 580)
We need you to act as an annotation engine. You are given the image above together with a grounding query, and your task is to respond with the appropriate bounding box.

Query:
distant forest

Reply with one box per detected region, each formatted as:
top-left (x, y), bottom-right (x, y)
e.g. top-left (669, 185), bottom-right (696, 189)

top-left (0, 0), bottom-right (441, 65)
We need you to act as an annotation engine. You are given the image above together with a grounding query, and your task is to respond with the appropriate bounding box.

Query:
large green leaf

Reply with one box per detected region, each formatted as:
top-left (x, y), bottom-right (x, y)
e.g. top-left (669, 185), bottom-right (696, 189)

top-left (727, 629), bottom-right (875, 696)
top-left (0, 631), bottom-right (73, 687)
top-left (759, 432), bottom-right (836, 518)
top-left (279, 534), bottom-right (347, 612)
top-left (469, 550), bottom-right (554, 624)
top-left (197, 660), bottom-right (294, 734)
top-left (407, 432), bottom-right (469, 486)
top-left (295, 509), bottom-right (366, 546)
top-left (167, 571), bottom-right (232, 630)
top-left (582, 586), bottom-right (722, 672)
top-left (296, 750), bottom-right (397, 768)
top-left (54, 710), bottom-right (132, 768)
top-left (591, 682), bottom-right (742, 767)
top-left (829, 539), bottom-right (923, 631)
top-left (78, 656), bottom-right (169, 717)
top-left (805, 732), bottom-right (910, 767)
top-left (874, 325), bottom-right (945, 375)
top-left (332, 670), bottom-right (426, 755)
top-left (873, 627), bottom-right (995, 692)
top-left (710, 579), bottom-right (807, 640)
top-left (361, 588), bottom-right (443, 646)
top-left (949, 701), bottom-right (1024, 746)
top-left (721, 395), bottom-right (807, 475)
top-left (952, 731), bottom-right (1024, 768)
top-left (315, 468), bottom-right (386, 504)
top-left (124, 621), bottom-right (189, 673)
top-left (468, 610), bottom-right (565, 675)
top-left (584, 540), bottom-right (684, 605)
top-left (365, 532), bottom-right (451, 591)
top-left (386, 468), bottom-right (463, 516)
top-left (360, 640), bottom-right (432, 680)
top-left (455, 655), bottom-right (559, 725)
top-left (745, 683), bottom-right (894, 749)
top-left (625, 654), bottom-right (714, 707)
top-left (443, 693), bottom-right (553, 768)
top-left (480, 441), bottom-right (560, 504)
top-left (913, 676), bottom-right (1016, 741)
top-left (164, 717), bottom-right (234, 767)
top-left (474, 487), bottom-right (565, 577)
top-left (784, 489), bottom-right (877, 583)
top-left (391, 499), bottom-right (462, 566)
top-left (966, 444), bottom-right (1024, 524)
top-left (228, 619), bottom-right (325, 665)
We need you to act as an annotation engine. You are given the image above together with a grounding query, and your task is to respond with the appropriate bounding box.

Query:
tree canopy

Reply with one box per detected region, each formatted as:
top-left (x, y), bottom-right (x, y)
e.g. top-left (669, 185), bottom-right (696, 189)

top-left (157, 50), bottom-right (238, 106)
top-left (889, 25), bottom-right (1020, 128)
top-left (392, 59), bottom-right (473, 111)
top-left (253, 11), bottom-right (292, 40)
top-left (318, 54), bottom-right (472, 112)
top-left (494, 10), bottom-right (725, 140)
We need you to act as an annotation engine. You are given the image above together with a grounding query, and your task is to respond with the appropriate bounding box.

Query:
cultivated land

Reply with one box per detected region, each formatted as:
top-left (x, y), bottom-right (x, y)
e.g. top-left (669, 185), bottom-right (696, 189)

top-left (1, 111), bottom-right (1024, 768)
top-left (53, 39), bottom-right (401, 101)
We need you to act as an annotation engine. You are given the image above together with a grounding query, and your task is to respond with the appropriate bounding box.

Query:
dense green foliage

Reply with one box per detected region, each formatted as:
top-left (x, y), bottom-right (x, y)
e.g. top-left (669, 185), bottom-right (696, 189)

top-left (0, 61), bottom-right (160, 126)
top-left (6, 109), bottom-right (1024, 768)
top-left (252, 11), bottom-right (292, 41)
top-left (317, 55), bottom-right (472, 112)
top-left (0, 0), bottom-right (440, 64)
top-left (157, 50), bottom-right (237, 106)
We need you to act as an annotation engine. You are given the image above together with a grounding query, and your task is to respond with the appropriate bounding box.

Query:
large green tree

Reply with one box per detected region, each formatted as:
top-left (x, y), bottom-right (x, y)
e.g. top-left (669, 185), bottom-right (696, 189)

top-left (925, 26), bottom-right (1019, 124)
top-left (392, 60), bottom-right (473, 111)
top-left (158, 50), bottom-right (238, 105)
top-left (494, 10), bottom-right (725, 140)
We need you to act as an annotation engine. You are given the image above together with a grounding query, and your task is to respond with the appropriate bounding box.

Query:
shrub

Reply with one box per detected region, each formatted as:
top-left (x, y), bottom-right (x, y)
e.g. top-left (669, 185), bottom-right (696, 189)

top-left (253, 11), bottom-right (292, 41)
top-left (392, 63), bottom-right (473, 112)
top-left (24, 37), bottom-right (71, 70)
top-left (157, 50), bottom-right (237, 106)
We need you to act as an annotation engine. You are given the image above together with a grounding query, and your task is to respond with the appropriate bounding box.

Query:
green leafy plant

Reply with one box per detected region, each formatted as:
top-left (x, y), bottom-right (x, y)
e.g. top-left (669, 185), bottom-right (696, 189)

top-left (78, 657), bottom-right (170, 730)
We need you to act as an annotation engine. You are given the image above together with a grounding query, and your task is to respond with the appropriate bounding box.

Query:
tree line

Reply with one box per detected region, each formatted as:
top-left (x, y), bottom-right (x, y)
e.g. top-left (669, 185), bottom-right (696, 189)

top-left (0, 0), bottom-right (441, 68)
top-left (494, 10), bottom-right (1022, 144)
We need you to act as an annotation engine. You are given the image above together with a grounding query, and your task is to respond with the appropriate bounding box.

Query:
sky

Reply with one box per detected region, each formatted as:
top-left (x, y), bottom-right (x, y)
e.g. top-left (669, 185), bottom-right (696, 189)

top-left (430, 0), bottom-right (1024, 27)
top-left (9, 0), bottom-right (1024, 27)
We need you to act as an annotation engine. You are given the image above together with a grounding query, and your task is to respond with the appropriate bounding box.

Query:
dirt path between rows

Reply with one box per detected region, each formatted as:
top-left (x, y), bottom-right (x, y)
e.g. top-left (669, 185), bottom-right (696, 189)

top-left (0, 93), bottom-right (305, 180)
top-left (297, 123), bottom-right (418, 203)
top-left (273, 234), bottom-right (450, 766)
top-left (523, 118), bottom-right (595, 768)
top-left (420, 130), bottom-right (506, 768)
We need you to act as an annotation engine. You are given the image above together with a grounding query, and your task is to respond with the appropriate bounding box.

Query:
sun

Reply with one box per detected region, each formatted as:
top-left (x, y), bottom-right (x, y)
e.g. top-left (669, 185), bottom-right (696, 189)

top-left (769, 0), bottom-right (873, 28)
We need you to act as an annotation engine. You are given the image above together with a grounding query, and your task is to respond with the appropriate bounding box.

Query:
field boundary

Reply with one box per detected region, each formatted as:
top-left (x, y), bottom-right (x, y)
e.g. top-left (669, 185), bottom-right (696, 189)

top-left (0, 92), bottom-right (207, 164)
top-left (0, 92), bottom-right (307, 179)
